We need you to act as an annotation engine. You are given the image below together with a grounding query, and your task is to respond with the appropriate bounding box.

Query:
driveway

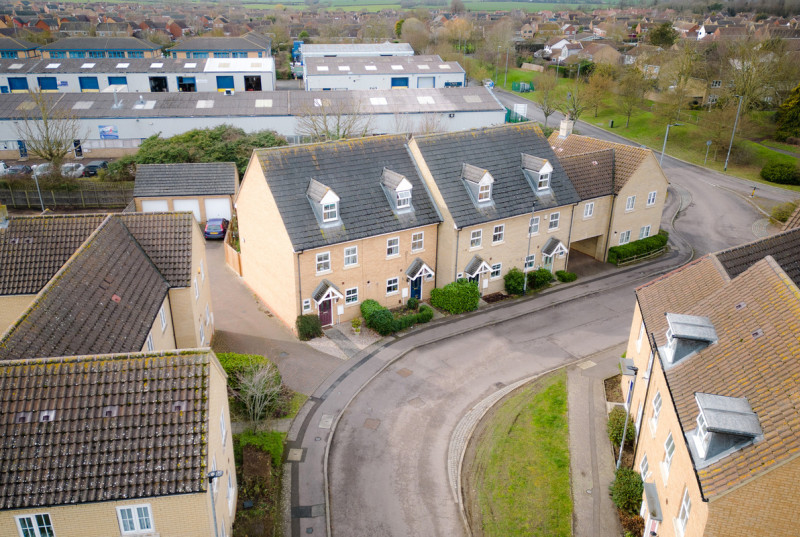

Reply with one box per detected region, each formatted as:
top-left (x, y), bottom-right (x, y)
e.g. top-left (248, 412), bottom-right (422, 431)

top-left (205, 240), bottom-right (342, 395)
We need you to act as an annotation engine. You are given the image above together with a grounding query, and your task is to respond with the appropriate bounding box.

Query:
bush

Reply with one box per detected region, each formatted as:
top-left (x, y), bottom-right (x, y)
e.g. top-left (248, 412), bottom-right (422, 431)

top-left (369, 309), bottom-right (397, 336)
top-left (360, 299), bottom-right (384, 327)
top-left (607, 406), bottom-right (636, 447)
top-left (607, 232), bottom-right (668, 265)
top-left (296, 314), bottom-right (323, 341)
top-left (416, 304), bottom-right (434, 323)
top-left (771, 201), bottom-right (799, 223)
top-left (503, 267), bottom-right (526, 295)
top-left (618, 509), bottom-right (645, 535)
top-left (406, 297), bottom-right (419, 311)
top-left (237, 430), bottom-right (286, 468)
top-left (761, 161), bottom-right (800, 185)
top-left (215, 352), bottom-right (273, 390)
top-left (430, 279), bottom-right (480, 314)
top-left (610, 467), bottom-right (644, 514)
top-left (360, 300), bottom-right (434, 335)
top-left (527, 268), bottom-right (554, 291)
top-left (555, 270), bottom-right (577, 283)
top-left (106, 154), bottom-right (137, 182)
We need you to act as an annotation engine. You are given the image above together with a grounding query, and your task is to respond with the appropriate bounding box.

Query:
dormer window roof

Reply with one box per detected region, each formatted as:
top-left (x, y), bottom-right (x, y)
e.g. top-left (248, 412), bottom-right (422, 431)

top-left (307, 179), bottom-right (340, 224)
top-left (659, 313), bottom-right (717, 368)
top-left (381, 168), bottom-right (413, 212)
top-left (690, 393), bottom-right (762, 467)
top-left (462, 163), bottom-right (494, 204)
top-left (521, 153), bottom-right (553, 191)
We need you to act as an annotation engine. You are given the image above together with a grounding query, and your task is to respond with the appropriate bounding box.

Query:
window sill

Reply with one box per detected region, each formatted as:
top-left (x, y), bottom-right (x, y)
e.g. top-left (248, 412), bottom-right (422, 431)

top-left (345, 301), bottom-right (359, 307)
top-left (491, 241), bottom-right (504, 246)
top-left (490, 276), bottom-right (501, 280)
top-left (386, 254), bottom-right (400, 260)
top-left (547, 227), bottom-right (560, 233)
top-left (582, 215), bottom-right (594, 220)
top-left (386, 291), bottom-right (399, 297)
top-left (469, 245), bottom-right (483, 251)
top-left (527, 232), bottom-right (540, 238)
top-left (660, 462), bottom-right (671, 485)
top-left (646, 204), bottom-right (656, 209)
top-left (343, 264), bottom-right (359, 270)
top-left (411, 248), bottom-right (425, 254)
top-left (316, 269), bottom-right (332, 277)
top-left (625, 209), bottom-right (635, 213)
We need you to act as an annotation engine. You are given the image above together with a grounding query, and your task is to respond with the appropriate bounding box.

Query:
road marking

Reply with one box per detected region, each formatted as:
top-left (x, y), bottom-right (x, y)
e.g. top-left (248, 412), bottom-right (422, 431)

top-left (319, 414), bottom-right (333, 429)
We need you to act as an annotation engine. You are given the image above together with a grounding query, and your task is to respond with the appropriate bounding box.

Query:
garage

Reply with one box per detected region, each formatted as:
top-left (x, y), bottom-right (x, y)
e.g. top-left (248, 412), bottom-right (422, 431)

top-left (417, 76), bottom-right (435, 88)
top-left (204, 198), bottom-right (232, 220)
top-left (141, 200), bottom-right (169, 213)
top-left (173, 199), bottom-right (202, 222)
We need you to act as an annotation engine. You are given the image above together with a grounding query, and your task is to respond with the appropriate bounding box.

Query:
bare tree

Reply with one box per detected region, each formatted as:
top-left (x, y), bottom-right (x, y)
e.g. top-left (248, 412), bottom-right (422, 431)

top-left (296, 95), bottom-right (374, 142)
top-left (534, 74), bottom-right (559, 128)
top-left (400, 18), bottom-right (431, 54)
top-left (15, 89), bottom-right (84, 172)
top-left (560, 82), bottom-right (587, 122)
top-left (237, 362), bottom-right (282, 427)
top-left (584, 72), bottom-right (613, 117)
top-left (618, 68), bottom-right (651, 127)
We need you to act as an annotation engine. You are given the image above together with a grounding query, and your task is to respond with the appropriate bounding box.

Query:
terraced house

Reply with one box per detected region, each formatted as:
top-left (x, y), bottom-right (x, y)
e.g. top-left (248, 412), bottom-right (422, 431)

top-left (620, 228), bottom-right (800, 536)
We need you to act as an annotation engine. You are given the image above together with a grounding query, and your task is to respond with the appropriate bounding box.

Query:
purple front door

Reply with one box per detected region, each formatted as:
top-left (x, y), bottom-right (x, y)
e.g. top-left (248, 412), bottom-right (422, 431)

top-left (319, 299), bottom-right (332, 326)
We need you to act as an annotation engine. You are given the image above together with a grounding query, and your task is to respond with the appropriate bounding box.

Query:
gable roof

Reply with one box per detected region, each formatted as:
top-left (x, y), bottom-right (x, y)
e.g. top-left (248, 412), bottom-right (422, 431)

top-left (548, 132), bottom-right (652, 193)
top-left (117, 213), bottom-right (194, 287)
top-left (0, 350), bottom-right (210, 509)
top-left (0, 217), bottom-right (171, 361)
top-left (0, 214), bottom-right (106, 295)
top-left (558, 149), bottom-right (615, 199)
top-left (134, 162), bottom-right (238, 198)
top-left (252, 135), bottom-right (441, 252)
top-left (414, 123), bottom-right (580, 228)
top-left (714, 227), bottom-right (800, 287)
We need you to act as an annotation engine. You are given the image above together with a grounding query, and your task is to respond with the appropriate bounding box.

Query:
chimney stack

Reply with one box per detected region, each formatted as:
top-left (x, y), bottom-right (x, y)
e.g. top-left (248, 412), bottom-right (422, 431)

top-left (558, 118), bottom-right (574, 139)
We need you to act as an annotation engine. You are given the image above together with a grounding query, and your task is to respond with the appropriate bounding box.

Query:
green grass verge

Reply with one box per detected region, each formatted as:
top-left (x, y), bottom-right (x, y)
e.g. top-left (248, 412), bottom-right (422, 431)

top-left (235, 430), bottom-right (287, 468)
top-left (760, 139), bottom-right (800, 155)
top-left (287, 392), bottom-right (309, 419)
top-left (470, 369), bottom-right (571, 537)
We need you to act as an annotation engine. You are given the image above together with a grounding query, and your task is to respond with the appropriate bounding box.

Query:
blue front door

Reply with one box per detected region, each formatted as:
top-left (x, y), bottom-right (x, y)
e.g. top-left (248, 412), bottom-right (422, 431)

top-left (410, 277), bottom-right (422, 300)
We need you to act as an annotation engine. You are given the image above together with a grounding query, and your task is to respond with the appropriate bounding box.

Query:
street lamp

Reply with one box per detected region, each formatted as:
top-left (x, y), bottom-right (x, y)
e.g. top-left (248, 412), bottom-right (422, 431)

top-left (32, 173), bottom-right (44, 212)
top-left (504, 46), bottom-right (509, 88)
top-left (659, 123), bottom-right (682, 167)
top-left (494, 45), bottom-right (501, 84)
top-left (523, 201), bottom-right (536, 293)
top-left (724, 95), bottom-right (744, 172)
top-left (616, 365), bottom-right (639, 471)
top-left (208, 470), bottom-right (224, 537)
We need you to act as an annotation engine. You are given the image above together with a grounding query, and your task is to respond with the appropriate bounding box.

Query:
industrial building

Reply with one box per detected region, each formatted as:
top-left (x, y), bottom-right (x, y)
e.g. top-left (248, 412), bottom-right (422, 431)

top-left (299, 42), bottom-right (414, 62)
top-left (0, 57), bottom-right (276, 94)
top-left (303, 55), bottom-right (466, 91)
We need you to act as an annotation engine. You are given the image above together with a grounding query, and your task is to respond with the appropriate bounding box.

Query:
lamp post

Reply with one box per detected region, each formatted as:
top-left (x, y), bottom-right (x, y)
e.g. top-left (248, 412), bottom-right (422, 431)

top-left (724, 94), bottom-right (744, 172)
top-left (659, 123), bottom-right (682, 167)
top-left (523, 201), bottom-right (535, 293)
top-left (208, 470), bottom-right (224, 537)
top-left (32, 173), bottom-right (44, 212)
top-left (504, 46), bottom-right (509, 88)
top-left (616, 365), bottom-right (639, 471)
top-left (495, 45), bottom-right (501, 84)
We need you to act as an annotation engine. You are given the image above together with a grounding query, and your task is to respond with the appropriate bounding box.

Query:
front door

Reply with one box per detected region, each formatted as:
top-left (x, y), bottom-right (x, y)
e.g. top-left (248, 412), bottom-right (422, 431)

top-left (543, 255), bottom-right (554, 273)
top-left (410, 277), bottom-right (421, 300)
top-left (319, 299), bottom-right (332, 326)
top-left (17, 140), bottom-right (27, 159)
top-left (73, 140), bottom-right (83, 158)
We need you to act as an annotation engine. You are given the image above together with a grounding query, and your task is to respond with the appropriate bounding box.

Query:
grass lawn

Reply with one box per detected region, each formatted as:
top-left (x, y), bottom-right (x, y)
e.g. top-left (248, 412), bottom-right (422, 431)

top-left (760, 139), bottom-right (800, 155)
top-left (465, 369), bottom-right (571, 537)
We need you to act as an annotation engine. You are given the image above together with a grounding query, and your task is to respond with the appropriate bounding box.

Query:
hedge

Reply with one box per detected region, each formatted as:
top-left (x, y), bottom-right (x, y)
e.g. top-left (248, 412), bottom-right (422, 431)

top-left (610, 468), bottom-right (643, 515)
top-left (504, 267), bottom-right (526, 295)
top-left (607, 232), bottom-right (668, 265)
top-left (760, 161), bottom-right (800, 185)
top-left (555, 270), bottom-right (577, 283)
top-left (607, 406), bottom-right (635, 447)
top-left (216, 353), bottom-right (276, 390)
top-left (430, 279), bottom-right (480, 313)
top-left (360, 299), bottom-right (434, 335)
top-left (527, 267), bottom-right (554, 290)
top-left (296, 314), bottom-right (323, 341)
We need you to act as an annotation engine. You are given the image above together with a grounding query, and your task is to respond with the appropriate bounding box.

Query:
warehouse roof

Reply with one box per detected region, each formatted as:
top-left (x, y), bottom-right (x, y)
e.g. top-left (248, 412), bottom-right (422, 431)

top-left (171, 31), bottom-right (271, 52)
top-left (300, 42), bottom-right (414, 56)
top-left (39, 37), bottom-right (160, 51)
top-left (0, 56), bottom-right (274, 74)
top-left (304, 54), bottom-right (464, 76)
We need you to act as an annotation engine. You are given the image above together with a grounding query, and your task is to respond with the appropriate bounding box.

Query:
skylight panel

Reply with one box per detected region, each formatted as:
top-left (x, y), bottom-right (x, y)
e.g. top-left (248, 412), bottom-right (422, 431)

top-left (418, 64), bottom-right (430, 69)
top-left (370, 97), bottom-right (388, 105)
top-left (255, 99), bottom-right (273, 108)
top-left (391, 65), bottom-right (403, 70)
top-left (116, 62), bottom-right (129, 68)
top-left (133, 100), bottom-right (156, 110)
top-left (463, 95), bottom-right (482, 103)
top-left (72, 101), bottom-right (94, 110)
top-left (196, 100), bottom-right (214, 109)
top-left (81, 62), bottom-right (95, 69)
top-left (338, 65), bottom-right (350, 71)
top-left (313, 98), bottom-right (330, 107)
top-left (417, 96), bottom-right (434, 104)
top-left (45, 63), bottom-right (60, 69)
top-left (16, 101), bottom-right (36, 111)
top-left (316, 65), bottom-right (329, 71)
top-left (9, 63), bottom-right (23, 69)
top-left (365, 65), bottom-right (377, 71)
top-left (185, 62), bottom-right (197, 68)
top-left (150, 62), bottom-right (164, 68)
top-left (439, 64), bottom-right (451, 69)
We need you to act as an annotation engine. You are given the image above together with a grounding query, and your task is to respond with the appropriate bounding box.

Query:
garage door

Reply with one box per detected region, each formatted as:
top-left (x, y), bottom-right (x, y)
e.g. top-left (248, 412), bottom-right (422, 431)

top-left (204, 198), bottom-right (231, 220)
top-left (417, 76), bottom-right (435, 88)
top-left (173, 199), bottom-right (201, 222)
top-left (141, 200), bottom-right (169, 213)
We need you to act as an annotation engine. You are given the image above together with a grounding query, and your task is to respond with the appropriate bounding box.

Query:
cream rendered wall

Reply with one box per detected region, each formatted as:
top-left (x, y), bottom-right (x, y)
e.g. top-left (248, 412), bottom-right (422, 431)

top-left (237, 160), bottom-right (300, 329)
top-left (206, 351), bottom-right (237, 537)
top-left (140, 294), bottom-right (177, 352)
top-left (569, 195), bottom-right (613, 260)
top-left (0, 295), bottom-right (35, 335)
top-left (134, 195), bottom-right (234, 223)
top-left (169, 223), bottom-right (214, 348)
top-left (299, 224), bottom-right (439, 324)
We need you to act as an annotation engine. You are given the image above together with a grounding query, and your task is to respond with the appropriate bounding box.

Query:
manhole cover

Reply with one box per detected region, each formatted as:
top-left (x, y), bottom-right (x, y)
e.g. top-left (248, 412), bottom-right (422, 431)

top-left (287, 448), bottom-right (303, 462)
top-left (396, 368), bottom-right (412, 378)
top-left (363, 418), bottom-right (381, 430)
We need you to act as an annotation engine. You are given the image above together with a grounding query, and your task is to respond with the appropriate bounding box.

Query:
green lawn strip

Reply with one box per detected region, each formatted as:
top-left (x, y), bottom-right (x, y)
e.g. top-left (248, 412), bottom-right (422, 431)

top-left (760, 139), bottom-right (800, 155)
top-left (286, 392), bottom-right (309, 419)
top-left (236, 430), bottom-right (287, 468)
top-left (473, 370), bottom-right (571, 537)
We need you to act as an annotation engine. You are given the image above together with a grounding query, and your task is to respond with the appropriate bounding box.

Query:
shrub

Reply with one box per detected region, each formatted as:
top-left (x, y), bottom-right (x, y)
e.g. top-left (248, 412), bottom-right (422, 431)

top-left (406, 297), bottom-right (419, 311)
top-left (237, 430), bottom-right (286, 468)
top-left (610, 468), bottom-right (644, 514)
top-left (504, 267), bottom-right (526, 295)
top-left (369, 309), bottom-right (397, 336)
top-left (416, 304), bottom-right (434, 323)
top-left (771, 201), bottom-right (799, 223)
top-left (106, 154), bottom-right (137, 182)
top-left (430, 279), bottom-right (480, 314)
top-left (527, 268), bottom-right (554, 290)
top-left (216, 353), bottom-right (273, 390)
top-left (360, 299), bottom-right (384, 328)
top-left (607, 232), bottom-right (668, 265)
top-left (618, 510), bottom-right (645, 535)
top-left (351, 317), bottom-right (362, 331)
top-left (607, 406), bottom-right (636, 447)
top-left (296, 314), bottom-right (323, 341)
top-left (760, 161), bottom-right (800, 185)
top-left (555, 270), bottom-right (577, 283)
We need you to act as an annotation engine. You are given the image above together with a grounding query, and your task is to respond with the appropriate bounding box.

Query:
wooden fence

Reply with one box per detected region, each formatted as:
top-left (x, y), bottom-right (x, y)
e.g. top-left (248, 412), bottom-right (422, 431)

top-left (0, 185), bottom-right (133, 209)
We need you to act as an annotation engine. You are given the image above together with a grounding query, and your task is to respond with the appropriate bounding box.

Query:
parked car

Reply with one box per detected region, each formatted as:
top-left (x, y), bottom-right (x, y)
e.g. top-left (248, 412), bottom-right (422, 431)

top-left (82, 160), bottom-right (109, 177)
top-left (6, 165), bottom-right (32, 176)
top-left (0, 161), bottom-right (8, 176)
top-left (61, 163), bottom-right (85, 178)
top-left (32, 163), bottom-right (53, 178)
top-left (204, 218), bottom-right (229, 239)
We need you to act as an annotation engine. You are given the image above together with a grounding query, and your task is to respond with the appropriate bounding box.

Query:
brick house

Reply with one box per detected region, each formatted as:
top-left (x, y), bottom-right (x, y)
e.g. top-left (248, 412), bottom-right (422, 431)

top-left (236, 135), bottom-right (441, 328)
top-left (620, 228), bottom-right (800, 536)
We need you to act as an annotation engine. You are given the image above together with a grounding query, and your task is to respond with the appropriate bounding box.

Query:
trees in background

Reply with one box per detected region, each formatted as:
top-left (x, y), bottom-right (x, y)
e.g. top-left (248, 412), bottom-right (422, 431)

top-left (534, 75), bottom-right (559, 128)
top-left (775, 83), bottom-right (800, 141)
top-left (648, 22), bottom-right (679, 47)
top-left (296, 95), bottom-right (374, 142)
top-left (585, 71), bottom-right (613, 117)
top-left (400, 17), bottom-right (430, 53)
top-left (618, 68), bottom-right (651, 127)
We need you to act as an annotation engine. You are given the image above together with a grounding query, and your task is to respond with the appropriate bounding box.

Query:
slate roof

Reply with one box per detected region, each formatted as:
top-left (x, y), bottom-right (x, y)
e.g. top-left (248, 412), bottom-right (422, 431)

top-left (134, 162), bottom-right (238, 198)
top-left (0, 217), bottom-right (170, 361)
top-left (252, 135), bottom-right (441, 252)
top-left (300, 42), bottom-right (414, 56)
top-left (548, 133), bottom-right (652, 193)
top-left (0, 214), bottom-right (106, 295)
top-left (714, 227), bottom-right (800, 287)
top-left (0, 350), bottom-right (210, 509)
top-left (558, 149), bottom-right (615, 199)
top-left (39, 37), bottom-right (160, 51)
top-left (414, 123), bottom-right (580, 228)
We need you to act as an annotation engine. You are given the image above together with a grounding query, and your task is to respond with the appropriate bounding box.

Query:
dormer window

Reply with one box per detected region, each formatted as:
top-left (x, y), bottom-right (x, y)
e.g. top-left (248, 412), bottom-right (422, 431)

top-left (689, 393), bottom-right (762, 467)
top-left (659, 313), bottom-right (717, 368)
top-left (307, 179), bottom-right (340, 225)
top-left (695, 411), bottom-right (711, 456)
top-left (462, 163), bottom-right (495, 205)
top-left (397, 189), bottom-right (411, 209)
top-left (381, 168), bottom-right (413, 212)
top-left (322, 202), bottom-right (338, 222)
top-left (478, 183), bottom-right (491, 202)
top-left (538, 172), bottom-right (550, 190)
top-left (521, 153), bottom-right (553, 192)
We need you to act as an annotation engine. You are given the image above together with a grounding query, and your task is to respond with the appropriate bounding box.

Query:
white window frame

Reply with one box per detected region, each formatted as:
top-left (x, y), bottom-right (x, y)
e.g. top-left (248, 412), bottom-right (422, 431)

top-left (205, 304), bottom-right (210, 326)
top-left (386, 277), bottom-right (399, 295)
top-left (711, 79), bottom-right (721, 88)
top-left (650, 391), bottom-right (662, 435)
top-left (116, 504), bottom-right (153, 534)
top-left (619, 230), bottom-right (631, 245)
top-left (146, 332), bottom-right (154, 352)
top-left (159, 305), bottom-right (167, 332)
top-left (639, 453), bottom-right (650, 480)
top-left (695, 412), bottom-right (711, 456)
top-left (639, 225), bottom-right (651, 239)
top-left (626, 195), bottom-right (636, 211)
top-left (478, 183), bottom-right (491, 202)
top-left (548, 212), bottom-right (560, 230)
top-left (211, 457), bottom-right (218, 494)
top-left (220, 408), bottom-right (227, 447)
top-left (302, 299), bottom-right (311, 313)
top-left (227, 472), bottom-right (235, 514)
top-left (199, 320), bottom-right (205, 345)
top-left (470, 229), bottom-right (482, 248)
top-left (344, 246), bottom-right (358, 267)
top-left (492, 224), bottom-right (505, 244)
top-left (490, 263), bottom-right (502, 279)
top-left (396, 189), bottom-right (411, 209)
top-left (200, 259), bottom-right (205, 281)
top-left (345, 287), bottom-right (358, 305)
top-left (676, 487), bottom-right (691, 536)
top-left (636, 322), bottom-right (645, 353)
top-left (386, 237), bottom-right (399, 257)
top-left (411, 232), bottom-right (424, 252)
top-left (316, 251), bottom-right (331, 274)
top-left (15, 514), bottom-right (55, 537)
top-left (647, 191), bottom-right (657, 207)
top-left (194, 277), bottom-right (199, 300)
top-left (322, 202), bottom-right (338, 222)
top-left (584, 202), bottom-right (594, 218)
top-left (529, 216), bottom-right (540, 235)
top-left (524, 254), bottom-right (535, 271)
top-left (537, 172), bottom-right (550, 190)
top-left (662, 433), bottom-right (675, 483)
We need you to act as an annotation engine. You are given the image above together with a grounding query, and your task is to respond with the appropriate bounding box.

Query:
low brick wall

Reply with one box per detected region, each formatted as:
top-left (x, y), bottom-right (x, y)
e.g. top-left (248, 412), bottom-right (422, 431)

top-left (224, 231), bottom-right (242, 276)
